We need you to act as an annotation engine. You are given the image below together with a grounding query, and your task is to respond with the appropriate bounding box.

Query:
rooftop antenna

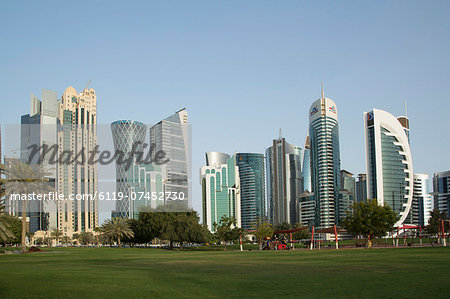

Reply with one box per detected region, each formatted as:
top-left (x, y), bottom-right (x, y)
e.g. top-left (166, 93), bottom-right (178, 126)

top-left (279, 128), bottom-right (282, 139)
top-left (404, 99), bottom-right (408, 118)
top-left (321, 81), bottom-right (324, 100)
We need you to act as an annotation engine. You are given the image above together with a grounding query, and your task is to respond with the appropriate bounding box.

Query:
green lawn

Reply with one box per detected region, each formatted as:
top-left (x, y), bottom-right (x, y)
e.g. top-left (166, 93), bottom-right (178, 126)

top-left (1, 247), bottom-right (449, 298)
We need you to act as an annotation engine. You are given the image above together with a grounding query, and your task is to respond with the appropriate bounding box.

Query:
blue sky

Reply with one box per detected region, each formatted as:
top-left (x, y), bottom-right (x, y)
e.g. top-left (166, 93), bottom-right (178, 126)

top-left (1, 1), bottom-right (449, 221)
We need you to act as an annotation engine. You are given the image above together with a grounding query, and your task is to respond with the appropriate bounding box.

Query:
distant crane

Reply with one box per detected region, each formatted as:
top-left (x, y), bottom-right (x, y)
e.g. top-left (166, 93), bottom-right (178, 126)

top-left (84, 80), bottom-right (92, 91)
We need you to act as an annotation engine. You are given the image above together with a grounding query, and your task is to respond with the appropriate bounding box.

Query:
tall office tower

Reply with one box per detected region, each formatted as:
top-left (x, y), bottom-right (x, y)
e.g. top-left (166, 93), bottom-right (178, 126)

top-left (57, 86), bottom-right (98, 235)
top-left (409, 174), bottom-right (433, 226)
top-left (266, 136), bottom-right (302, 225)
top-left (338, 170), bottom-right (356, 224)
top-left (149, 108), bottom-right (189, 207)
top-left (356, 173), bottom-right (367, 203)
top-left (110, 120), bottom-right (168, 218)
top-left (299, 135), bottom-right (315, 226)
top-left (18, 90), bottom-right (58, 233)
top-left (364, 109), bottom-right (413, 227)
top-left (200, 152), bottom-right (241, 231)
top-left (235, 153), bottom-right (265, 230)
top-left (302, 135), bottom-right (311, 193)
top-left (433, 171), bottom-right (450, 217)
top-left (308, 88), bottom-right (341, 229)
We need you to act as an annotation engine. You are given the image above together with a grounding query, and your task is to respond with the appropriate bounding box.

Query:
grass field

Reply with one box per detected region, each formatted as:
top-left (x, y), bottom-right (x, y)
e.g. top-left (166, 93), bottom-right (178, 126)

top-left (1, 247), bottom-right (449, 298)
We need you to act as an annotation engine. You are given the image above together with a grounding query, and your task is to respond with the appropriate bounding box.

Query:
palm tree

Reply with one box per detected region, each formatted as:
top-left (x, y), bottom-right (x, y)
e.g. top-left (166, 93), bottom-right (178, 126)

top-left (0, 202), bottom-right (14, 242)
top-left (0, 165), bottom-right (14, 242)
top-left (2, 160), bottom-right (53, 253)
top-left (100, 218), bottom-right (134, 247)
top-left (50, 229), bottom-right (63, 246)
top-left (60, 235), bottom-right (71, 245)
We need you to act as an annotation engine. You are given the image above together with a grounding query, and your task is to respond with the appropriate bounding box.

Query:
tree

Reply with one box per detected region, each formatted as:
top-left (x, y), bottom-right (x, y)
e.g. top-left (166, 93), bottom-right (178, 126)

top-left (426, 209), bottom-right (448, 245)
top-left (253, 220), bottom-right (274, 251)
top-left (72, 233), bottom-right (79, 245)
top-left (0, 166), bottom-right (14, 242)
top-left (342, 199), bottom-right (398, 246)
top-left (2, 161), bottom-right (53, 253)
top-left (292, 223), bottom-right (311, 240)
top-left (100, 217), bottom-right (134, 247)
top-left (50, 229), bottom-right (63, 245)
top-left (77, 232), bottom-right (94, 245)
top-left (0, 202), bottom-right (15, 242)
top-left (274, 222), bottom-right (291, 231)
top-left (215, 216), bottom-right (241, 250)
top-left (60, 235), bottom-right (71, 245)
top-left (0, 213), bottom-right (22, 244)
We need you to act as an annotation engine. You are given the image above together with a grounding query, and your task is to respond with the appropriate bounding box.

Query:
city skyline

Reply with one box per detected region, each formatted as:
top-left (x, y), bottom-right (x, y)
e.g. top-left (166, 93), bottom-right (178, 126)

top-left (1, 1), bottom-right (449, 221)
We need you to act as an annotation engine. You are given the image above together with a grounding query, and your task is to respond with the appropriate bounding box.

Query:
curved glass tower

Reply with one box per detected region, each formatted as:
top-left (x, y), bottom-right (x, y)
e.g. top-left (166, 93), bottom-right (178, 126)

top-left (364, 109), bottom-right (413, 226)
top-left (111, 120), bottom-right (147, 217)
top-left (309, 91), bottom-right (341, 229)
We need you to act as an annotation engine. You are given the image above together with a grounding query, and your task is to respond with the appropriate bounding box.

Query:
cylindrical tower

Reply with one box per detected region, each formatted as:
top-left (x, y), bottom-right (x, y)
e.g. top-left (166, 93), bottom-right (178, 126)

top-left (111, 120), bottom-right (147, 218)
top-left (308, 92), bottom-right (341, 229)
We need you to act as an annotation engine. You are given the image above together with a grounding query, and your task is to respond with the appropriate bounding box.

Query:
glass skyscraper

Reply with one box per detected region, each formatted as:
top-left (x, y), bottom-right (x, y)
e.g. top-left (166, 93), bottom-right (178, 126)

top-left (111, 120), bottom-right (168, 218)
top-left (338, 170), bottom-right (356, 225)
top-left (149, 108), bottom-right (190, 207)
top-left (433, 171), bottom-right (450, 217)
top-left (308, 90), bottom-right (341, 229)
top-left (356, 173), bottom-right (367, 203)
top-left (235, 153), bottom-right (266, 230)
top-left (200, 152), bottom-right (241, 231)
top-left (364, 109), bottom-right (413, 227)
top-left (266, 137), bottom-right (302, 225)
top-left (18, 90), bottom-right (58, 233)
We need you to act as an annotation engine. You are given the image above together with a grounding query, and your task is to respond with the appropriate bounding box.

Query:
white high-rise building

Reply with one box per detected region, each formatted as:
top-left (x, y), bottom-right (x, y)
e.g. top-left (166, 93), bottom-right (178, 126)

top-left (411, 174), bottom-right (433, 226)
top-left (57, 86), bottom-right (98, 235)
top-left (364, 109), bottom-right (413, 227)
top-left (308, 88), bottom-right (341, 229)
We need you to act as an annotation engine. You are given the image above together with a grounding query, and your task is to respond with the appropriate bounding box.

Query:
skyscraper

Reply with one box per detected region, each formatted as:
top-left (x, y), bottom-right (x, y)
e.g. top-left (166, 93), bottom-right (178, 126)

top-left (338, 170), bottom-right (356, 224)
top-left (266, 136), bottom-right (302, 225)
top-left (308, 87), bottom-right (341, 229)
top-left (57, 86), bottom-right (98, 234)
top-left (149, 108), bottom-right (190, 207)
top-left (364, 109), bottom-right (413, 227)
top-left (235, 153), bottom-right (265, 230)
top-left (410, 173), bottom-right (433, 226)
top-left (356, 173), bottom-right (367, 203)
top-left (111, 120), bottom-right (168, 218)
top-left (200, 152), bottom-right (241, 231)
top-left (433, 171), bottom-right (450, 217)
top-left (19, 90), bottom-right (58, 233)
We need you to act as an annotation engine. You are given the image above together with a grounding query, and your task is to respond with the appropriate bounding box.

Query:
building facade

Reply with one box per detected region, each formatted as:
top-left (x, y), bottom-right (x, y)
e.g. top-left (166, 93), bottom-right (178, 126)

top-left (338, 170), bottom-right (356, 225)
top-left (266, 137), bottom-right (302, 225)
top-left (235, 153), bottom-right (266, 230)
top-left (57, 86), bottom-right (98, 235)
top-left (364, 109), bottom-right (413, 227)
top-left (433, 171), bottom-right (450, 217)
top-left (409, 173), bottom-right (433, 226)
top-left (200, 152), bottom-right (241, 231)
top-left (356, 173), bottom-right (367, 203)
top-left (149, 108), bottom-right (190, 207)
top-left (110, 120), bottom-right (168, 218)
top-left (308, 90), bottom-right (341, 229)
top-left (18, 90), bottom-right (58, 233)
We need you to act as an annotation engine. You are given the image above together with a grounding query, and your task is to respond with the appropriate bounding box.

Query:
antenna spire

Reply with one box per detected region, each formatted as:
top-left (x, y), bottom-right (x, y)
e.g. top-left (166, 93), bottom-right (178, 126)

top-left (279, 128), bottom-right (282, 139)
top-left (321, 81), bottom-right (324, 100)
top-left (404, 99), bottom-right (408, 118)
